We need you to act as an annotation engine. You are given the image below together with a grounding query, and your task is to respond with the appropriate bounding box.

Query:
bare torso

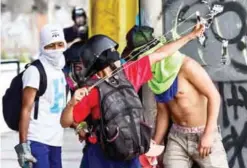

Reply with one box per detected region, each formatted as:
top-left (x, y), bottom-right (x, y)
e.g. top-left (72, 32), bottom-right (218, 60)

top-left (167, 58), bottom-right (208, 127)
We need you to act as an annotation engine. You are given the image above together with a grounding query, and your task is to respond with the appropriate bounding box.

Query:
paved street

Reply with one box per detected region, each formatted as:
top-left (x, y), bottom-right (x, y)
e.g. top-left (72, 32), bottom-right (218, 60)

top-left (1, 129), bottom-right (84, 168)
top-left (0, 65), bottom-right (84, 168)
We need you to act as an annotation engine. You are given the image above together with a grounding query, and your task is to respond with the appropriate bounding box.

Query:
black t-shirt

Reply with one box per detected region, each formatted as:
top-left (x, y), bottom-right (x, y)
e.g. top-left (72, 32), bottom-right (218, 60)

top-left (63, 26), bottom-right (88, 43)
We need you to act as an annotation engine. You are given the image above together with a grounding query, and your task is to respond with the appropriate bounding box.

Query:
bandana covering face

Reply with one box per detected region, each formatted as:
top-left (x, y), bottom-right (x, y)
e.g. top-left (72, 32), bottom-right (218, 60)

top-left (39, 24), bottom-right (67, 70)
top-left (132, 36), bottom-right (184, 94)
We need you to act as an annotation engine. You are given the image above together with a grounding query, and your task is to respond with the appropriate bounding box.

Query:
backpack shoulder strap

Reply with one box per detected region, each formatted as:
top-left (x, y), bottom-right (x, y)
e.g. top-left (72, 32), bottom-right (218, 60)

top-left (31, 60), bottom-right (47, 96)
top-left (30, 60), bottom-right (47, 120)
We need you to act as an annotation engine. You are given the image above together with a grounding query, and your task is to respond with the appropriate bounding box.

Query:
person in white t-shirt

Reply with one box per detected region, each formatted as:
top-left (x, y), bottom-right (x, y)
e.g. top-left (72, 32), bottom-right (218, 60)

top-left (15, 24), bottom-right (67, 168)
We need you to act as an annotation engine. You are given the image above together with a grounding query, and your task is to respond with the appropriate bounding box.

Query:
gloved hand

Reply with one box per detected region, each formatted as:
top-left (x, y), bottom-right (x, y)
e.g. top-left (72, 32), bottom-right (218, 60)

top-left (14, 143), bottom-right (37, 168)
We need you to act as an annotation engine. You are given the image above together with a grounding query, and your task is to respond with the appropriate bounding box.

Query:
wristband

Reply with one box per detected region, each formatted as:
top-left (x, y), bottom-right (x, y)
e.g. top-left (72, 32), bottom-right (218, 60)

top-left (75, 122), bottom-right (88, 135)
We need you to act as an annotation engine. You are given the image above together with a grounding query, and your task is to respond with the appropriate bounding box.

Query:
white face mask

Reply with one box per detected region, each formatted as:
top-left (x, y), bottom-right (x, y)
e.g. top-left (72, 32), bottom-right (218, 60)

top-left (39, 24), bottom-right (67, 70)
top-left (42, 48), bottom-right (65, 69)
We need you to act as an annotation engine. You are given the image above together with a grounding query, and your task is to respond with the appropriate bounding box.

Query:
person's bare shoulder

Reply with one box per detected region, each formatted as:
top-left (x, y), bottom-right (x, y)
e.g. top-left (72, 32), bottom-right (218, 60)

top-left (180, 56), bottom-right (201, 74)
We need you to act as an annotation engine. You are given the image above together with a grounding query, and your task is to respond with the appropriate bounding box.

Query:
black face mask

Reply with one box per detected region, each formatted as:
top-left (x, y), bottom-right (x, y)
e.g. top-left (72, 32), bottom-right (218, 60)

top-left (78, 25), bottom-right (88, 33)
top-left (68, 62), bottom-right (85, 85)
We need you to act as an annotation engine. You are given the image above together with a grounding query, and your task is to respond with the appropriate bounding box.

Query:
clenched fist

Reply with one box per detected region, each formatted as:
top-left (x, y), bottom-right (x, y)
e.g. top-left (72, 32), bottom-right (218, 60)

top-left (69, 87), bottom-right (89, 106)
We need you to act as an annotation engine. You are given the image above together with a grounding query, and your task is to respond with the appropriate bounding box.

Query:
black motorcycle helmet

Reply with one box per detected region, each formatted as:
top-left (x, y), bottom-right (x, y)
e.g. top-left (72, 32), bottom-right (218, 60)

top-left (79, 34), bottom-right (120, 82)
top-left (72, 7), bottom-right (87, 23)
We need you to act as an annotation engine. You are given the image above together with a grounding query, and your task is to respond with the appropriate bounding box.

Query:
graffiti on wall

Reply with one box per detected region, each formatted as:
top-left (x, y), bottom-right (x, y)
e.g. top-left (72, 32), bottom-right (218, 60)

top-left (163, 0), bottom-right (247, 168)
top-left (218, 82), bottom-right (247, 168)
top-left (163, 0), bottom-right (247, 81)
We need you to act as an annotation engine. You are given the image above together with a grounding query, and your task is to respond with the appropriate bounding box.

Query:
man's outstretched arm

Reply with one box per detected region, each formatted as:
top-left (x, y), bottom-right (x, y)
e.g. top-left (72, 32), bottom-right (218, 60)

top-left (149, 23), bottom-right (205, 65)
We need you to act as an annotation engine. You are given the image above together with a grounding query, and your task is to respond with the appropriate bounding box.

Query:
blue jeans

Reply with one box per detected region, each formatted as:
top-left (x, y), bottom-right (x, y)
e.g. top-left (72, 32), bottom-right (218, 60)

top-left (30, 141), bottom-right (62, 168)
top-left (80, 143), bottom-right (141, 168)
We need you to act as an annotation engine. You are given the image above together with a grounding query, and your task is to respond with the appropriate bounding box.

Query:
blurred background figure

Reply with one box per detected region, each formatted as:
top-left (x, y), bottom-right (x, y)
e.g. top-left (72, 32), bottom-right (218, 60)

top-left (1, 0), bottom-right (88, 62)
top-left (63, 7), bottom-right (89, 91)
top-left (63, 7), bottom-right (88, 48)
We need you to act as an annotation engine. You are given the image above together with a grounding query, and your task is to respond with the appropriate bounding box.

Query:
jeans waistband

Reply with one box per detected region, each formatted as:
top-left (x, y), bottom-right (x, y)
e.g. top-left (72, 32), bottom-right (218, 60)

top-left (171, 124), bottom-right (221, 134)
top-left (171, 124), bottom-right (205, 134)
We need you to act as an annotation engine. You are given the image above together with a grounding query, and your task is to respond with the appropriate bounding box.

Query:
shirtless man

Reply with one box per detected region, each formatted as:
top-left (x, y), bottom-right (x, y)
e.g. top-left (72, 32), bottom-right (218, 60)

top-left (153, 56), bottom-right (229, 168)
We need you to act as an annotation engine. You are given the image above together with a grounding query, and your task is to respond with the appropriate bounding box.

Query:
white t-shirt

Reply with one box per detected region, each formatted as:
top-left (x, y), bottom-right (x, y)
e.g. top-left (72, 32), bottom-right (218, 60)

top-left (22, 59), bottom-right (66, 147)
